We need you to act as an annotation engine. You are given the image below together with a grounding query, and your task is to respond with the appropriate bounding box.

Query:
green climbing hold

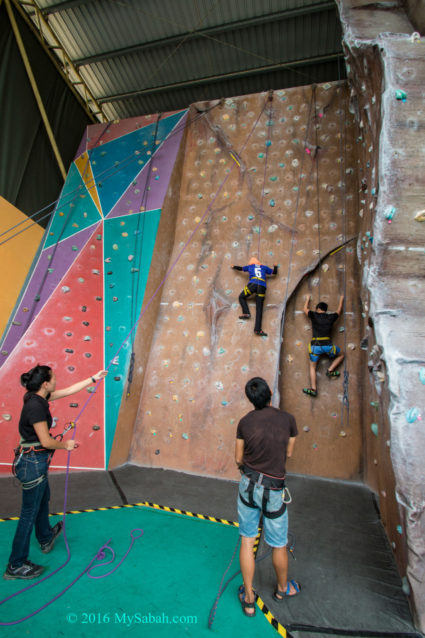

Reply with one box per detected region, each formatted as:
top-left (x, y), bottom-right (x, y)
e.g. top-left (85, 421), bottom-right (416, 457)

top-left (371, 423), bottom-right (379, 437)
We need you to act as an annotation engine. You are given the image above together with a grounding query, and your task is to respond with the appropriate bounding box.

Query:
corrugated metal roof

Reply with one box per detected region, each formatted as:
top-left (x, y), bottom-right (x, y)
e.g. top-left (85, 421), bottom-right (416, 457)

top-left (21, 0), bottom-right (344, 121)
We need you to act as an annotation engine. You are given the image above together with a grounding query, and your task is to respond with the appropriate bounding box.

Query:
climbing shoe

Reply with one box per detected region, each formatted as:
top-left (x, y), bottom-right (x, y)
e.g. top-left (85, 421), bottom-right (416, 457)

top-left (239, 314), bottom-right (251, 320)
top-left (303, 388), bottom-right (317, 397)
top-left (3, 560), bottom-right (45, 580)
top-left (326, 370), bottom-right (340, 378)
top-left (40, 521), bottom-right (63, 554)
top-left (254, 329), bottom-right (268, 337)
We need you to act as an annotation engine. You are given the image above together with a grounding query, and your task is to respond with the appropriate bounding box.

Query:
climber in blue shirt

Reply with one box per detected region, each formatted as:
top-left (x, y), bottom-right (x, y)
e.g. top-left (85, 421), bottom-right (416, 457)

top-left (232, 257), bottom-right (278, 337)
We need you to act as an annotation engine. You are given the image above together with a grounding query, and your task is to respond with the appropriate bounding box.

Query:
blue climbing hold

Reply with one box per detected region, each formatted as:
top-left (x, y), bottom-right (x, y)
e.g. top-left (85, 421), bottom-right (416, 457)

top-left (265, 140), bottom-right (272, 147)
top-left (406, 407), bottom-right (420, 423)
top-left (269, 199), bottom-right (275, 207)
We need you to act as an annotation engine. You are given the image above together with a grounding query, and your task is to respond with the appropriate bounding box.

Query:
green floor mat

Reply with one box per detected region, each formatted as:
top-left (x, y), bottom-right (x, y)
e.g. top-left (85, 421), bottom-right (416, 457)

top-left (0, 506), bottom-right (277, 637)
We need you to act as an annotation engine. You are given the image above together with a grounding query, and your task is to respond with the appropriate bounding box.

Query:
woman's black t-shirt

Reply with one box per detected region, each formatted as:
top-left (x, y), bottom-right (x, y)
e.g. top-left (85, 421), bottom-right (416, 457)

top-left (19, 393), bottom-right (52, 444)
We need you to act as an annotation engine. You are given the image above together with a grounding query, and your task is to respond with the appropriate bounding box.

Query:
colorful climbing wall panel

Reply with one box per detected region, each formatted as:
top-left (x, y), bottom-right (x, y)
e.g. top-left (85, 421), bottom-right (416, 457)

top-left (0, 109), bottom-right (188, 473)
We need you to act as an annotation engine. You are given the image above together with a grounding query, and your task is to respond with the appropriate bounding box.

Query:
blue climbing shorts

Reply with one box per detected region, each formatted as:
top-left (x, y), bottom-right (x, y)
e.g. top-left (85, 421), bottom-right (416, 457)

top-left (309, 343), bottom-right (340, 363)
top-left (237, 475), bottom-right (288, 548)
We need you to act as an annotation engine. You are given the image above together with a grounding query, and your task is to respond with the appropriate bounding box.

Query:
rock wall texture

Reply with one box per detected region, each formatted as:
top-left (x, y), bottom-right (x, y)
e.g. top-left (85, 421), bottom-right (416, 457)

top-left (337, 0), bottom-right (425, 629)
top-left (129, 84), bottom-right (364, 482)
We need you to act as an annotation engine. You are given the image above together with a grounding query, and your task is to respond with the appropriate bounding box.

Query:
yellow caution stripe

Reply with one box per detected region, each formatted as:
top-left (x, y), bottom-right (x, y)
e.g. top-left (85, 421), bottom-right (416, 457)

top-left (1, 500), bottom-right (238, 526)
top-left (256, 595), bottom-right (291, 637)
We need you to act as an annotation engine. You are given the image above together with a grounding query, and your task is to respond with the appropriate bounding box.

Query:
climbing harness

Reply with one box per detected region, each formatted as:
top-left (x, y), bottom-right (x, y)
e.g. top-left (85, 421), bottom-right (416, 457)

top-left (239, 466), bottom-right (291, 519)
top-left (11, 421), bottom-right (76, 477)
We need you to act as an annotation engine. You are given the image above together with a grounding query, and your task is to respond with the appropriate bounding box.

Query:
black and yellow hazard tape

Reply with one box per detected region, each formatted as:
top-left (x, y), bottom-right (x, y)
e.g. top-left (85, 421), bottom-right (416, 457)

top-left (256, 595), bottom-right (293, 638)
top-left (0, 500), bottom-right (238, 526)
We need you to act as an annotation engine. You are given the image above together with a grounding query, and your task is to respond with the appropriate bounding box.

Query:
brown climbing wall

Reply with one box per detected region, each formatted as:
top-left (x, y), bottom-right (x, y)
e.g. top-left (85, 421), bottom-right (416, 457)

top-left (130, 82), bottom-right (361, 480)
top-left (338, 0), bottom-right (425, 629)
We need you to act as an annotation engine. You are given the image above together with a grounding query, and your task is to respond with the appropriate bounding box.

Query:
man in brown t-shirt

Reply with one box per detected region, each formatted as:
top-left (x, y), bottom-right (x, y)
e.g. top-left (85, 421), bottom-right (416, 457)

top-left (235, 377), bottom-right (300, 617)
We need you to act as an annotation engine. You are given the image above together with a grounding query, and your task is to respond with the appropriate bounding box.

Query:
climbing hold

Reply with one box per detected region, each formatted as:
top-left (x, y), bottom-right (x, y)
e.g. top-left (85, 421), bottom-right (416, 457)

top-left (81, 306), bottom-right (87, 312)
top-left (370, 401), bottom-right (379, 408)
top-left (182, 433), bottom-right (189, 440)
top-left (114, 376), bottom-right (121, 381)
top-left (414, 209), bottom-right (425, 222)
top-left (84, 353), bottom-right (92, 358)
top-left (221, 400), bottom-right (229, 406)
top-left (34, 295), bottom-right (40, 302)
top-left (69, 403), bottom-right (78, 408)
top-left (402, 577), bottom-right (410, 596)
top-left (265, 140), bottom-right (272, 147)
top-left (269, 199), bottom-right (275, 207)
top-left (65, 332), bottom-right (72, 337)
top-left (12, 321), bottom-right (21, 326)
top-left (82, 321), bottom-right (89, 326)
top-left (92, 425), bottom-right (100, 431)
top-left (339, 431), bottom-right (347, 437)
top-left (2, 414), bottom-right (12, 421)
top-left (396, 525), bottom-right (403, 534)
top-left (303, 426), bottom-right (310, 432)
top-left (61, 286), bottom-right (70, 294)
top-left (395, 90), bottom-right (407, 102)
top-left (406, 407), bottom-right (421, 423)
top-left (371, 423), bottom-right (379, 437)
top-left (72, 246), bottom-right (78, 252)
top-left (92, 269), bottom-right (100, 275)
top-left (419, 368), bottom-right (425, 384)
top-left (155, 449), bottom-right (160, 455)
top-left (258, 153), bottom-right (265, 159)
top-left (384, 207), bottom-right (396, 223)
top-left (65, 348), bottom-right (74, 354)
top-left (128, 255), bottom-right (134, 261)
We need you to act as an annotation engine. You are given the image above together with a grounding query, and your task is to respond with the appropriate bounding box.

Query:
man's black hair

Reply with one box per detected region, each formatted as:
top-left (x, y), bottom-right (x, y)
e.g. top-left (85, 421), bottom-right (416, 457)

top-left (245, 377), bottom-right (271, 410)
top-left (316, 302), bottom-right (328, 312)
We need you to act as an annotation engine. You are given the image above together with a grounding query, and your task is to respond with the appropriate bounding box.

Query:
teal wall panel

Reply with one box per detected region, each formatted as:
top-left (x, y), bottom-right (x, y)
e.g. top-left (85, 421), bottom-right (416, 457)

top-left (103, 209), bottom-right (161, 462)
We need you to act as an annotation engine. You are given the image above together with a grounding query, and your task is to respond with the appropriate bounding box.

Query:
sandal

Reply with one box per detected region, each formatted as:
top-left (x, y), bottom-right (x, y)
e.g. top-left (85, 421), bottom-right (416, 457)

top-left (273, 580), bottom-right (301, 600)
top-left (238, 585), bottom-right (256, 617)
top-left (327, 370), bottom-right (340, 377)
top-left (254, 329), bottom-right (268, 337)
top-left (303, 388), bottom-right (317, 397)
top-left (239, 314), bottom-right (251, 320)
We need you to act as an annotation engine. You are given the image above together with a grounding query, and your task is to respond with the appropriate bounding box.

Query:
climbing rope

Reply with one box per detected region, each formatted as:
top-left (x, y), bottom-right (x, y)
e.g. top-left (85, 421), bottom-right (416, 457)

top-left (336, 73), bottom-right (350, 432)
top-left (313, 85), bottom-right (323, 300)
top-left (272, 86), bottom-right (316, 400)
top-left (256, 90), bottom-right (274, 260)
top-left (126, 112), bottom-right (162, 397)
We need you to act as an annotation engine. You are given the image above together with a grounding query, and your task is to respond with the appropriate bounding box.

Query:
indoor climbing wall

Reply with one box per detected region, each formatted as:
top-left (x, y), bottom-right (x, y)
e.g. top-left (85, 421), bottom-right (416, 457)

top-left (338, 0), bottom-right (425, 629)
top-left (0, 109), bottom-right (188, 473)
top-left (130, 82), bottom-right (362, 480)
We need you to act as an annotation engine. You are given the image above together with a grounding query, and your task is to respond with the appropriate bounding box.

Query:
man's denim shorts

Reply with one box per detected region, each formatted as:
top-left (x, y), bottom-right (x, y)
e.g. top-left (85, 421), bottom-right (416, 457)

top-left (237, 474), bottom-right (288, 548)
top-left (309, 343), bottom-right (340, 362)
